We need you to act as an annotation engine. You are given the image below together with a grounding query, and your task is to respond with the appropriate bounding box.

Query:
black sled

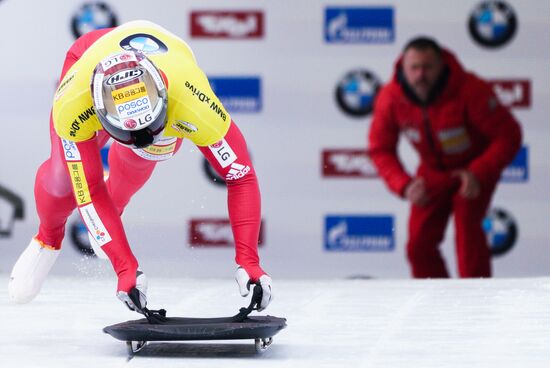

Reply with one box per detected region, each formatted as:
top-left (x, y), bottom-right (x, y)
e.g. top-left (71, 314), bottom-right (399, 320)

top-left (103, 284), bottom-right (287, 355)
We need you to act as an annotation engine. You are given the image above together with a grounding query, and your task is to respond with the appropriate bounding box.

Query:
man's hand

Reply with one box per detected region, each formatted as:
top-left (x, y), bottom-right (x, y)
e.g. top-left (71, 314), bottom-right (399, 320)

top-left (404, 177), bottom-right (429, 206)
top-left (235, 267), bottom-right (273, 311)
top-left (452, 170), bottom-right (480, 199)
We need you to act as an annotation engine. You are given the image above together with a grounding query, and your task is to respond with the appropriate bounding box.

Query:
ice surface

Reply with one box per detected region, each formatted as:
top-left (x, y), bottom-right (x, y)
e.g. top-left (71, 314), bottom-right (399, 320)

top-left (1, 276), bottom-right (550, 367)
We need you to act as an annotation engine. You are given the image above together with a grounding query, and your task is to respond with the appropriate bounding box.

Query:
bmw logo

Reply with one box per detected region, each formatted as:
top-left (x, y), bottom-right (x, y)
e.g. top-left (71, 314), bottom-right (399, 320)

top-left (335, 70), bottom-right (381, 117)
top-left (202, 157), bottom-right (226, 187)
top-left (468, 1), bottom-right (517, 48)
top-left (71, 2), bottom-right (118, 39)
top-left (482, 207), bottom-right (518, 257)
top-left (70, 219), bottom-right (96, 256)
top-left (120, 33), bottom-right (168, 54)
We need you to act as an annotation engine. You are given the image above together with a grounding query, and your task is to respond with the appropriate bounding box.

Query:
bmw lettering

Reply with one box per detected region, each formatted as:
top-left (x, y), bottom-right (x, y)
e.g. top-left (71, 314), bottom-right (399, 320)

top-left (468, 1), bottom-right (517, 48)
top-left (117, 97), bottom-right (150, 116)
top-left (335, 69), bottom-right (381, 117)
top-left (186, 81), bottom-right (228, 121)
top-left (325, 7), bottom-right (394, 44)
top-left (69, 106), bottom-right (95, 137)
top-left (106, 69), bottom-right (144, 86)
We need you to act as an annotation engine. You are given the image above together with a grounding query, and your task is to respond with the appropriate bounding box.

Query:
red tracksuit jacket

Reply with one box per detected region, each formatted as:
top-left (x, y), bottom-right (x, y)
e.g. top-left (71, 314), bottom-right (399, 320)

top-left (368, 49), bottom-right (521, 196)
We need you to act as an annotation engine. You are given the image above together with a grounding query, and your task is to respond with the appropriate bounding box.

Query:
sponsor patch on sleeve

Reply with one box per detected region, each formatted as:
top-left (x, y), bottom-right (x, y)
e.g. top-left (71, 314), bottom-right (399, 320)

top-left (55, 71), bottom-right (77, 101)
top-left (79, 203), bottom-right (112, 246)
top-left (226, 162), bottom-right (250, 181)
top-left (67, 162), bottom-right (91, 205)
top-left (61, 139), bottom-right (81, 161)
top-left (208, 139), bottom-right (237, 168)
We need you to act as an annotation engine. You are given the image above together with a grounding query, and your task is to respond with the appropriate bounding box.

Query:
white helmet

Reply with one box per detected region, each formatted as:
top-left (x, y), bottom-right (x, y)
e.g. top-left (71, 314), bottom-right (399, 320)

top-left (91, 51), bottom-right (167, 148)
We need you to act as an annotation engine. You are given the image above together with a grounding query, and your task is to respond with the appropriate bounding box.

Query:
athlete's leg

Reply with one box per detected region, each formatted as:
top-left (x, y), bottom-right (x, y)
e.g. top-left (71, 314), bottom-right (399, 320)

top-left (9, 120), bottom-right (109, 303)
top-left (34, 116), bottom-right (78, 248)
top-left (9, 27), bottom-right (116, 303)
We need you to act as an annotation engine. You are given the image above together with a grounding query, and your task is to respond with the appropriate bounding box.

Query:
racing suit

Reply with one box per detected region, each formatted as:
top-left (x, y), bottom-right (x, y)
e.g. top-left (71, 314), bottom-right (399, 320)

top-left (35, 20), bottom-right (265, 293)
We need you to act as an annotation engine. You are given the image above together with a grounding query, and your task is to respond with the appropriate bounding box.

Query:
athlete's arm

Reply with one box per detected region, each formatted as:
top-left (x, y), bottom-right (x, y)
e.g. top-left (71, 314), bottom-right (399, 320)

top-left (62, 136), bottom-right (139, 294)
top-left (197, 121), bottom-right (272, 310)
top-left (197, 121), bottom-right (265, 280)
top-left (55, 28), bottom-right (141, 296)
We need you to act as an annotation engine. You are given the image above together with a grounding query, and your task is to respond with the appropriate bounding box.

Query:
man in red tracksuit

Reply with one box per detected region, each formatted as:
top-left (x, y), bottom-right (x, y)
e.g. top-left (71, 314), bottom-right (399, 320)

top-left (368, 37), bottom-right (521, 278)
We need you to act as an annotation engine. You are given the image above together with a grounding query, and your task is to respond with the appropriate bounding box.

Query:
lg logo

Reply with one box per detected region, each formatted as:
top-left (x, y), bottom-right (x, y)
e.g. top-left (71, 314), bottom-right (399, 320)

top-left (208, 139), bottom-right (237, 168)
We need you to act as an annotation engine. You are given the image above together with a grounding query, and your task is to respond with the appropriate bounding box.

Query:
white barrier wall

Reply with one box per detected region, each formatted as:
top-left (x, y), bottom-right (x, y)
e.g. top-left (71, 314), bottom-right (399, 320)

top-left (0, 0), bottom-right (549, 279)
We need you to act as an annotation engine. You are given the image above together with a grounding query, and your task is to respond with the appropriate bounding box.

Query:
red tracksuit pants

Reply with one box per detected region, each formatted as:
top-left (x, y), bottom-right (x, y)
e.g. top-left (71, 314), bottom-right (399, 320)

top-left (406, 166), bottom-right (495, 278)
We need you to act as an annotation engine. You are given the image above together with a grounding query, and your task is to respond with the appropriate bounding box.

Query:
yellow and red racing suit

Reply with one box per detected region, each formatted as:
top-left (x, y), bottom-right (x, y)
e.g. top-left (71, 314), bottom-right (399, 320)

top-left (36, 20), bottom-right (265, 292)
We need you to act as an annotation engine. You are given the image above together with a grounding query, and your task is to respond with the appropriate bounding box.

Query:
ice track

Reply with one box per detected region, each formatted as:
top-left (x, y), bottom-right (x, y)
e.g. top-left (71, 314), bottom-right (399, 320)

top-left (2, 276), bottom-right (550, 367)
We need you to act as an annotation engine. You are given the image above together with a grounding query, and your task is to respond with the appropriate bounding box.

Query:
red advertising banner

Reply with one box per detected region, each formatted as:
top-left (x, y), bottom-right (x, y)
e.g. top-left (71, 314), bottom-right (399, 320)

top-left (190, 11), bottom-right (264, 39)
top-left (322, 149), bottom-right (378, 178)
top-left (189, 218), bottom-right (265, 246)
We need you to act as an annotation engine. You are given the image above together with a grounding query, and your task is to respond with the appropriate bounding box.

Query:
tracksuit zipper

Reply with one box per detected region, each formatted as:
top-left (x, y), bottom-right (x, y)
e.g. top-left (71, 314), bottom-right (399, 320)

top-left (422, 108), bottom-right (444, 170)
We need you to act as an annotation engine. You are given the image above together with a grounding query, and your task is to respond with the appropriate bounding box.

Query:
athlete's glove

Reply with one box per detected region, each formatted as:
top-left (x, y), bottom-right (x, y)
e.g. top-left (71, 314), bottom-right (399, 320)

top-left (235, 267), bottom-right (273, 311)
top-left (116, 268), bottom-right (148, 313)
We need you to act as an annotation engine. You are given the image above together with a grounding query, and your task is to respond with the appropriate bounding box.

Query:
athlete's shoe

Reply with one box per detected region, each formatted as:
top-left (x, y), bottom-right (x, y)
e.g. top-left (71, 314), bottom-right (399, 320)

top-left (8, 238), bottom-right (60, 304)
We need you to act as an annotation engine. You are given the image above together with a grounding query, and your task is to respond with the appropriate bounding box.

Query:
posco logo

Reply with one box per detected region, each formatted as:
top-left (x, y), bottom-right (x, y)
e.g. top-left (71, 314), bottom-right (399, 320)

top-left (62, 139), bottom-right (81, 161)
top-left (117, 97), bottom-right (149, 113)
top-left (106, 69), bottom-right (144, 86)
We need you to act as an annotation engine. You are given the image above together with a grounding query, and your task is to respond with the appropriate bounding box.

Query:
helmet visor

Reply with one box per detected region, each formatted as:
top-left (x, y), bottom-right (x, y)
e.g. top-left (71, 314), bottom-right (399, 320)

top-left (91, 52), bottom-right (168, 149)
